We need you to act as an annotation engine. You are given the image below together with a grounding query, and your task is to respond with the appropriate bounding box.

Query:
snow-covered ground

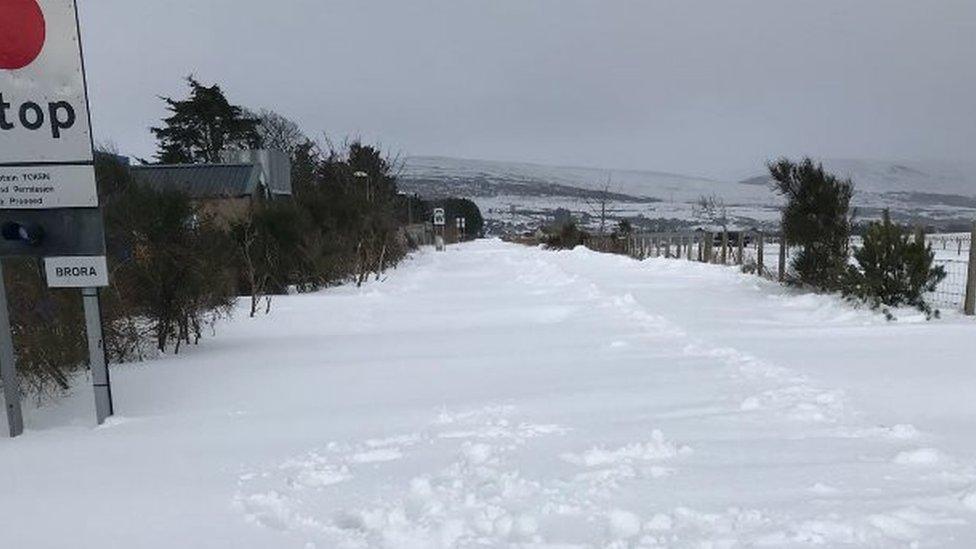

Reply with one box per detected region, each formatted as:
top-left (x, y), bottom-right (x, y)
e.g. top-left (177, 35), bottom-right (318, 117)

top-left (2, 240), bottom-right (976, 548)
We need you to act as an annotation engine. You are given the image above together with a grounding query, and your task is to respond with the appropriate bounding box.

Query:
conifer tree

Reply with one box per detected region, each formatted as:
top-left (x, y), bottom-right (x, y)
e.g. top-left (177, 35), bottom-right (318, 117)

top-left (845, 210), bottom-right (946, 316)
top-left (769, 158), bottom-right (853, 291)
top-left (151, 77), bottom-right (260, 163)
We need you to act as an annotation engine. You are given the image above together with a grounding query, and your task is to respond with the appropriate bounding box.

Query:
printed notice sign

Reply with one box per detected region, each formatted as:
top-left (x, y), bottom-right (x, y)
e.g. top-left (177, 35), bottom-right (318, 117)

top-left (0, 164), bottom-right (97, 208)
top-left (44, 255), bottom-right (109, 288)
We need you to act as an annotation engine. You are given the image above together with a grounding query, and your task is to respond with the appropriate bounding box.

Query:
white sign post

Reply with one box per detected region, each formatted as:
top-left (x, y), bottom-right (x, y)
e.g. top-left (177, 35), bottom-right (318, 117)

top-left (1, 0), bottom-right (111, 436)
top-left (433, 208), bottom-right (446, 251)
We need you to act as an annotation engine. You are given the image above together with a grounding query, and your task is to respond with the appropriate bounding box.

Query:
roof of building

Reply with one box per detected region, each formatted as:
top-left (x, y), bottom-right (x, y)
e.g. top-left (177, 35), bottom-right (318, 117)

top-left (130, 163), bottom-right (264, 199)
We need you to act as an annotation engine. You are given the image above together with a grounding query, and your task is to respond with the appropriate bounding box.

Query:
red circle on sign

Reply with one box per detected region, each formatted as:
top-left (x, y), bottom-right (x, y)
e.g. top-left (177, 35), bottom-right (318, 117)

top-left (0, 0), bottom-right (46, 70)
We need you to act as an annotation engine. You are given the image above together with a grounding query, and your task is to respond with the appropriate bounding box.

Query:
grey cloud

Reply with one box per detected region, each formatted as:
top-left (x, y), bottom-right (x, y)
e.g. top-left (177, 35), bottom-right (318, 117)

top-left (78, 0), bottom-right (976, 179)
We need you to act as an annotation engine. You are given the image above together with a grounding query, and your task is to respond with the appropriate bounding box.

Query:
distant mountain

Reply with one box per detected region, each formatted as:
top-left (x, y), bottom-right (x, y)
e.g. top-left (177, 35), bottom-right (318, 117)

top-left (399, 156), bottom-right (976, 233)
top-left (400, 156), bottom-right (760, 202)
top-left (819, 158), bottom-right (976, 196)
top-left (738, 175), bottom-right (772, 187)
top-left (737, 158), bottom-right (976, 229)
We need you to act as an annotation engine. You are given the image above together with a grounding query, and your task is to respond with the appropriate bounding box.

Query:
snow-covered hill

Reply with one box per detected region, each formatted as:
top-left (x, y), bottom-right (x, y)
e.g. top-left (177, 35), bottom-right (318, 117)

top-left (821, 158), bottom-right (976, 196)
top-left (400, 156), bottom-right (976, 233)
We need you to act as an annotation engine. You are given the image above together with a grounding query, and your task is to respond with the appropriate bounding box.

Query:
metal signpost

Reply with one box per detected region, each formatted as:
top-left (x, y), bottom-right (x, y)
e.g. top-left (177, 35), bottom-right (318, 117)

top-left (0, 261), bottom-right (22, 435)
top-left (1, 0), bottom-right (111, 436)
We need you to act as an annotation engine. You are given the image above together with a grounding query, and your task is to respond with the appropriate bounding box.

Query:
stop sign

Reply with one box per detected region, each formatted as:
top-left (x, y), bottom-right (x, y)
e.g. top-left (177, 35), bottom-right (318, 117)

top-left (0, 0), bottom-right (46, 70)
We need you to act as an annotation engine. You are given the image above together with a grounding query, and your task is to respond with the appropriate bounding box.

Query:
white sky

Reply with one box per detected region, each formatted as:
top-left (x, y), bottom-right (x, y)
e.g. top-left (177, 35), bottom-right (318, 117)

top-left (78, 0), bottom-right (976, 180)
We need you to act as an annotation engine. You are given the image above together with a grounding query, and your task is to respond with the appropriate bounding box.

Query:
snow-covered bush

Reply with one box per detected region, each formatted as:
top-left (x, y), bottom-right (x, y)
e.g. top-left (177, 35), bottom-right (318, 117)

top-left (544, 223), bottom-right (589, 250)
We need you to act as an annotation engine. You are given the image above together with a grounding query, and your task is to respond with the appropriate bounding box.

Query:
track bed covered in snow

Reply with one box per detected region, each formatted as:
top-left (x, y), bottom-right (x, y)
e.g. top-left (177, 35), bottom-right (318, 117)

top-left (3, 240), bottom-right (976, 548)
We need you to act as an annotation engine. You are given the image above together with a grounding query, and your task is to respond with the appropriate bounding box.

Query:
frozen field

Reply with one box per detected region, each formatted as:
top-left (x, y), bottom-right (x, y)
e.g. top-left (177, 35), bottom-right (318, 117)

top-left (2, 240), bottom-right (976, 548)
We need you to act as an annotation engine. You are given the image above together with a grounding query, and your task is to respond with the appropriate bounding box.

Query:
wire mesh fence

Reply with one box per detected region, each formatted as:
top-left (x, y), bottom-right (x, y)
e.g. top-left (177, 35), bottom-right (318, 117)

top-left (928, 259), bottom-right (970, 310)
top-left (927, 232), bottom-right (973, 311)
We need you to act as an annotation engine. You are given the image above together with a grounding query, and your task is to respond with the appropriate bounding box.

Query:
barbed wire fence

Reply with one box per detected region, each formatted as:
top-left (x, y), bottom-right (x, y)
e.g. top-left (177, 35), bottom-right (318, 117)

top-left (593, 223), bottom-right (976, 316)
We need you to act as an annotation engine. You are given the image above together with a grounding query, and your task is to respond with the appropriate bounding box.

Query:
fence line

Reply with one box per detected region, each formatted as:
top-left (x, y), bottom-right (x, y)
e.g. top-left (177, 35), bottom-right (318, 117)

top-left (588, 223), bottom-right (976, 315)
top-left (928, 234), bottom-right (972, 257)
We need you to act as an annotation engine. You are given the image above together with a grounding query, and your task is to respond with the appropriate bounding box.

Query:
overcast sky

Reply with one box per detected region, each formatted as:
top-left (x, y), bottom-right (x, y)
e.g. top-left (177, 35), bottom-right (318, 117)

top-left (78, 0), bottom-right (975, 180)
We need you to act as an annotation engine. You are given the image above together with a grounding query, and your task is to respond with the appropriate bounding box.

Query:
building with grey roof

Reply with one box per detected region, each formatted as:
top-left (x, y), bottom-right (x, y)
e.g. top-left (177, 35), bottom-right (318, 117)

top-left (130, 149), bottom-right (291, 225)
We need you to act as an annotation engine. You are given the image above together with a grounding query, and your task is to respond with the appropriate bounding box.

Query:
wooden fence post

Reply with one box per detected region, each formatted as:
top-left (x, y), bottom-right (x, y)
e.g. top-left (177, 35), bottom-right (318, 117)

top-left (964, 221), bottom-right (976, 316)
top-left (686, 235), bottom-right (693, 260)
top-left (915, 225), bottom-right (926, 246)
top-left (757, 231), bottom-right (765, 277)
top-left (778, 236), bottom-right (787, 282)
top-left (722, 230), bottom-right (729, 265)
top-left (664, 235), bottom-right (672, 259)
